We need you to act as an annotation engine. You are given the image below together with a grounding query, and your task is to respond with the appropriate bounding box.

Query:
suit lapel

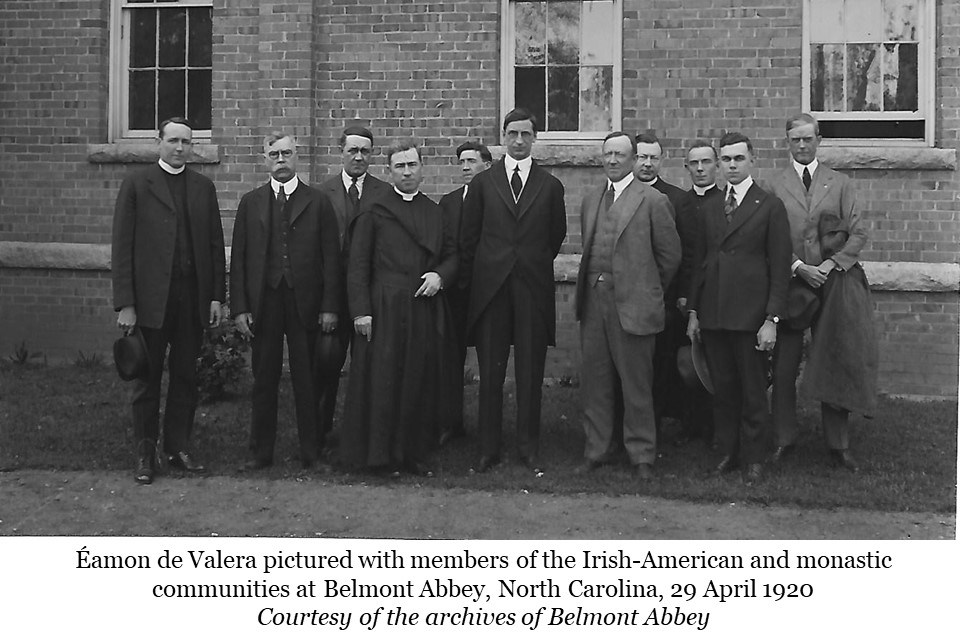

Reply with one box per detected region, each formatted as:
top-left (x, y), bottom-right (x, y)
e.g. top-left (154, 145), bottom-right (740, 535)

top-left (146, 164), bottom-right (176, 215)
top-left (287, 183), bottom-right (310, 226)
top-left (582, 184), bottom-right (604, 257)
top-left (256, 183), bottom-right (273, 230)
top-left (780, 168), bottom-right (808, 210)
top-left (613, 180), bottom-right (644, 245)
top-left (324, 179), bottom-right (348, 233)
top-left (808, 165), bottom-right (835, 212)
top-left (723, 183), bottom-right (763, 241)
top-left (516, 162), bottom-right (546, 219)
top-left (490, 160), bottom-right (519, 214)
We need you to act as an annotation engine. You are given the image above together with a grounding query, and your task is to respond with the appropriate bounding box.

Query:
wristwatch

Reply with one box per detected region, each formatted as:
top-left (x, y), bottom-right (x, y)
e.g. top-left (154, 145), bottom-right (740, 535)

top-left (766, 314), bottom-right (780, 324)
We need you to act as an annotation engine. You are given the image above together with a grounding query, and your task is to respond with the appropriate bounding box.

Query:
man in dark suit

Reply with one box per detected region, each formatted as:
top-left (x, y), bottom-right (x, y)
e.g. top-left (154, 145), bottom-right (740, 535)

top-left (112, 117), bottom-right (226, 485)
top-left (438, 141), bottom-right (492, 444)
top-left (231, 133), bottom-right (342, 470)
top-left (634, 132), bottom-right (698, 439)
top-left (315, 125), bottom-right (389, 452)
top-left (686, 132), bottom-right (792, 483)
top-left (460, 107), bottom-right (567, 474)
top-left (576, 132), bottom-right (681, 479)
top-left (769, 114), bottom-right (871, 471)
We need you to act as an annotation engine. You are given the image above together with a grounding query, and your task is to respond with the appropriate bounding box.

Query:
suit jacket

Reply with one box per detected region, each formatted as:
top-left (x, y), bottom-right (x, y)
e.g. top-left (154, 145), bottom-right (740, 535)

top-left (460, 159), bottom-right (567, 343)
top-left (112, 163), bottom-right (226, 329)
top-left (770, 164), bottom-right (867, 271)
top-left (576, 179), bottom-right (681, 335)
top-left (688, 181), bottom-right (792, 331)
top-left (651, 178), bottom-right (696, 303)
top-left (684, 185), bottom-right (723, 300)
top-left (229, 181), bottom-right (342, 328)
top-left (439, 186), bottom-right (468, 291)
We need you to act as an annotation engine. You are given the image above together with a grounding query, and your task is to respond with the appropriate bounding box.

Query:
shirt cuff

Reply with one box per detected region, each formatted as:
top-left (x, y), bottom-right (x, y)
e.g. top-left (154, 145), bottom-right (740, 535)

top-left (791, 259), bottom-right (803, 274)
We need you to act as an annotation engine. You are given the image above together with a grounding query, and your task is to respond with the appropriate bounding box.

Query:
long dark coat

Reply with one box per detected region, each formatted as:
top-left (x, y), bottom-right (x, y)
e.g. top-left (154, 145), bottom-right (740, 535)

top-left (341, 191), bottom-right (459, 468)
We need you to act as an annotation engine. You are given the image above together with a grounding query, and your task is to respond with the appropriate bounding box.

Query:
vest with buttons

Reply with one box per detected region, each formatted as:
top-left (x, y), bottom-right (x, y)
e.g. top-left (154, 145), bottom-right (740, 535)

top-left (265, 188), bottom-right (294, 288)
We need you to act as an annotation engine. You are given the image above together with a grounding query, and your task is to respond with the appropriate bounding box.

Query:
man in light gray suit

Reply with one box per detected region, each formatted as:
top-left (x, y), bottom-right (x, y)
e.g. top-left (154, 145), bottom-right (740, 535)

top-left (575, 131), bottom-right (681, 478)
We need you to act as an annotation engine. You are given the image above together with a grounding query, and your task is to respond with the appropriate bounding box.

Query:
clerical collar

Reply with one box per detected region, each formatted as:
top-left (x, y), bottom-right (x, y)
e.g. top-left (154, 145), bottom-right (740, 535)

top-left (504, 155), bottom-right (532, 173)
top-left (792, 158), bottom-right (819, 180)
top-left (607, 172), bottom-right (634, 196)
top-left (693, 183), bottom-right (716, 196)
top-left (394, 187), bottom-right (419, 201)
top-left (271, 175), bottom-right (299, 197)
top-left (158, 159), bottom-right (185, 175)
top-left (638, 176), bottom-right (658, 187)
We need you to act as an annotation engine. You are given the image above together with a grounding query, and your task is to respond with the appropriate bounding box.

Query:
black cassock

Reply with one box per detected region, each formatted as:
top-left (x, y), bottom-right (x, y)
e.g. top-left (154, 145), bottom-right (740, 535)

top-left (341, 190), bottom-right (459, 469)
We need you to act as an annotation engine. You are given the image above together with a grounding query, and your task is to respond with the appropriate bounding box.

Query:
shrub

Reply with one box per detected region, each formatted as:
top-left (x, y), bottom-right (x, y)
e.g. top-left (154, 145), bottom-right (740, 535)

top-left (196, 317), bottom-right (248, 403)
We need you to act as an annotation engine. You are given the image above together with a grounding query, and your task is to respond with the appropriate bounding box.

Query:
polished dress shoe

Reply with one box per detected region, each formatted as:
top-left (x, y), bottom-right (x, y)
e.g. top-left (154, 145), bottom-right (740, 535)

top-left (714, 455), bottom-right (739, 474)
top-left (744, 462), bottom-right (763, 483)
top-left (632, 463), bottom-right (654, 480)
top-left (167, 451), bottom-right (206, 473)
top-left (574, 460), bottom-right (602, 475)
top-left (134, 457), bottom-right (154, 485)
top-left (830, 449), bottom-right (860, 472)
top-left (769, 444), bottom-right (794, 464)
top-left (471, 456), bottom-right (500, 474)
top-left (239, 458), bottom-right (272, 472)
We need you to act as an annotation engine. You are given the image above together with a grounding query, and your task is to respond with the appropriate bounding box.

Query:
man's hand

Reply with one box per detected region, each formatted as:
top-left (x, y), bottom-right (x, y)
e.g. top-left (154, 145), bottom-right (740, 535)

top-left (756, 320), bottom-right (777, 351)
top-left (816, 258), bottom-right (837, 277)
top-left (354, 315), bottom-right (373, 341)
top-left (676, 297), bottom-right (688, 313)
top-left (415, 272), bottom-right (442, 297)
top-left (117, 306), bottom-right (137, 333)
top-left (235, 312), bottom-right (255, 339)
top-left (209, 301), bottom-right (223, 328)
top-left (796, 263), bottom-right (827, 288)
top-left (686, 311), bottom-right (700, 343)
top-left (320, 312), bottom-right (338, 334)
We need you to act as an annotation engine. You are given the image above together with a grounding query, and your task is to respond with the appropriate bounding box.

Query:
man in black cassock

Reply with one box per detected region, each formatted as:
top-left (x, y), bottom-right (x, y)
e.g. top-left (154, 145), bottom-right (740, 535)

top-left (341, 140), bottom-right (458, 476)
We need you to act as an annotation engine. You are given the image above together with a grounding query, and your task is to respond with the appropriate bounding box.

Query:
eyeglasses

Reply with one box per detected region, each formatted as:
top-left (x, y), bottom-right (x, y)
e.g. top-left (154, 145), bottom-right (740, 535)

top-left (267, 149), bottom-right (294, 159)
top-left (345, 146), bottom-right (372, 156)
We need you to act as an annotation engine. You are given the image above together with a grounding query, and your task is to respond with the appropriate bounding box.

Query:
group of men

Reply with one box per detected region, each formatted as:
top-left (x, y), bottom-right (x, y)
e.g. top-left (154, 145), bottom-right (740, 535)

top-left (112, 109), bottom-right (875, 486)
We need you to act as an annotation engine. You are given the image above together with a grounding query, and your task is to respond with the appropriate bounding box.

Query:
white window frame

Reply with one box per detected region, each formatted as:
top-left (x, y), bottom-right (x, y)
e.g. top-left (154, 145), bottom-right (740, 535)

top-left (500, 0), bottom-right (623, 143)
top-left (801, 0), bottom-right (935, 147)
top-left (108, 0), bottom-right (213, 141)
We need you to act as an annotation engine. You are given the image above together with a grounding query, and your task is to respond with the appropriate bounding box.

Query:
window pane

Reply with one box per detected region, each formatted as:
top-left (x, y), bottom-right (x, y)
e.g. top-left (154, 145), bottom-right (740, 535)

top-left (188, 69), bottom-right (212, 129)
top-left (884, 0), bottom-right (918, 40)
top-left (515, 66), bottom-right (546, 128)
top-left (128, 70), bottom-right (156, 130)
top-left (130, 9), bottom-right (156, 68)
top-left (846, 43), bottom-right (881, 111)
top-left (515, 2), bottom-right (546, 65)
top-left (157, 69), bottom-right (185, 122)
top-left (581, 1), bottom-right (614, 64)
top-left (158, 8), bottom-right (186, 68)
top-left (809, 0), bottom-right (845, 42)
top-left (844, 0), bottom-right (883, 41)
top-left (547, 1), bottom-right (579, 65)
top-left (580, 66), bottom-right (611, 131)
top-left (819, 119), bottom-right (923, 138)
top-left (547, 66), bottom-right (579, 131)
top-left (188, 8), bottom-right (212, 67)
top-left (811, 44), bottom-right (844, 111)
top-left (883, 43), bottom-right (918, 111)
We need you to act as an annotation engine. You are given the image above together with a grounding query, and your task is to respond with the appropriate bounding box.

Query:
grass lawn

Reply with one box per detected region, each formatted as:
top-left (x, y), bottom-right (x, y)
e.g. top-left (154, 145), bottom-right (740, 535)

top-left (0, 361), bottom-right (955, 514)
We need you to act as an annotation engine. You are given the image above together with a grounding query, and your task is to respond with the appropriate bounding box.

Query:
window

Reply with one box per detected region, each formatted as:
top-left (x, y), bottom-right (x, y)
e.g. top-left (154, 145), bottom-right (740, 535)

top-left (501, 0), bottom-right (622, 141)
top-left (802, 0), bottom-right (934, 145)
top-left (109, 0), bottom-right (212, 140)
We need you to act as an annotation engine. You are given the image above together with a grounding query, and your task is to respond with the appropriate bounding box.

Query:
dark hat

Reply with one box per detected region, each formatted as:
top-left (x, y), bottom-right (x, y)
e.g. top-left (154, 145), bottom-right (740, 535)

top-left (314, 332), bottom-right (348, 381)
top-left (784, 279), bottom-right (821, 330)
top-left (676, 341), bottom-right (714, 395)
top-left (113, 328), bottom-right (150, 381)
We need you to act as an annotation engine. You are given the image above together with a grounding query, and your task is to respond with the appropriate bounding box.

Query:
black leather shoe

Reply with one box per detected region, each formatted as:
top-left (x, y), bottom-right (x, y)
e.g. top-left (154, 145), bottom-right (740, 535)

top-left (830, 449), bottom-right (860, 472)
top-left (134, 458), bottom-right (154, 485)
top-left (168, 451), bottom-right (206, 473)
top-left (769, 444), bottom-right (794, 464)
top-left (239, 458), bottom-right (272, 472)
top-left (744, 462), bottom-right (763, 484)
top-left (574, 460), bottom-right (602, 475)
top-left (632, 463), bottom-right (654, 480)
top-left (406, 461), bottom-right (434, 478)
top-left (715, 455), bottom-right (739, 474)
top-left (471, 456), bottom-right (500, 474)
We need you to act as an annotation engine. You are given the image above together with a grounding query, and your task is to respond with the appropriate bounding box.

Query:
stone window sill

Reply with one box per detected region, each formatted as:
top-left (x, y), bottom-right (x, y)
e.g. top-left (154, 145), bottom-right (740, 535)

top-left (86, 142), bottom-right (220, 165)
top-left (814, 146), bottom-right (955, 171)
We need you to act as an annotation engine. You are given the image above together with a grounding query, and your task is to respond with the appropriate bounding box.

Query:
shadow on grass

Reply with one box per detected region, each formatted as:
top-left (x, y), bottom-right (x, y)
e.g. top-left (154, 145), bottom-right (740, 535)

top-left (0, 362), bottom-right (955, 514)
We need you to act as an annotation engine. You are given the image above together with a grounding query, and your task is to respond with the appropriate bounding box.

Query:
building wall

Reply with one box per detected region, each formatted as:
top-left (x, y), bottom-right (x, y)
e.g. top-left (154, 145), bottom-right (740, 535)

top-left (0, 0), bottom-right (957, 397)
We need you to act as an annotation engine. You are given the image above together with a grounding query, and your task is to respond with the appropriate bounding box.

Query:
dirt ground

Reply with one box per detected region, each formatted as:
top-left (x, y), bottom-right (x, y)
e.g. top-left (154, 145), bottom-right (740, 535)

top-left (1, 469), bottom-right (954, 539)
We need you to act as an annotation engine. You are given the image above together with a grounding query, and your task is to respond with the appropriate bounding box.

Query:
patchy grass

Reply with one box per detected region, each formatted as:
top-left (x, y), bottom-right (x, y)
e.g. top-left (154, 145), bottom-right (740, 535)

top-left (0, 362), bottom-right (955, 513)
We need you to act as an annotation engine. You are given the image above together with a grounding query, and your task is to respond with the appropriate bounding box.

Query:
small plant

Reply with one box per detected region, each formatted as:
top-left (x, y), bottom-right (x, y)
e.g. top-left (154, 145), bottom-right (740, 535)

top-left (8, 341), bottom-right (42, 366)
top-left (74, 351), bottom-right (104, 368)
top-left (196, 319), bottom-right (248, 403)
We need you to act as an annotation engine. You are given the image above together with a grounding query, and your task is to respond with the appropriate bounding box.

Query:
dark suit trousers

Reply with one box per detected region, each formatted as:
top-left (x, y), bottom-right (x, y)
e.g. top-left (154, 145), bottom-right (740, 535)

top-left (702, 329), bottom-right (770, 464)
top-left (315, 326), bottom-right (350, 444)
top-left (474, 273), bottom-right (547, 460)
top-left (132, 275), bottom-right (201, 454)
top-left (443, 285), bottom-right (470, 433)
top-left (580, 281), bottom-right (657, 465)
top-left (249, 282), bottom-right (319, 463)
top-left (773, 324), bottom-right (850, 450)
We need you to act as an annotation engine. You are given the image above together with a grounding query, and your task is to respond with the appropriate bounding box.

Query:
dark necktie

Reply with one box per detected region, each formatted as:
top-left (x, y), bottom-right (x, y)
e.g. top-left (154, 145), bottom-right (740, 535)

top-left (802, 167), bottom-right (812, 192)
top-left (348, 177), bottom-right (360, 215)
top-left (602, 183), bottom-right (615, 214)
top-left (510, 166), bottom-right (523, 201)
top-left (277, 185), bottom-right (287, 208)
top-left (724, 186), bottom-right (737, 224)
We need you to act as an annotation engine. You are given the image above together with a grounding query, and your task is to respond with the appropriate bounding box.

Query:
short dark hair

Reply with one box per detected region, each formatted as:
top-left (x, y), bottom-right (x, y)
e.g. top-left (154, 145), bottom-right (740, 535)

top-left (602, 131), bottom-right (637, 154)
top-left (503, 107), bottom-right (538, 133)
top-left (785, 113), bottom-right (820, 136)
top-left (263, 131), bottom-right (296, 148)
top-left (385, 139), bottom-right (421, 165)
top-left (686, 139), bottom-right (717, 160)
top-left (635, 131), bottom-right (661, 147)
top-left (158, 117), bottom-right (191, 139)
top-left (456, 141), bottom-right (492, 163)
top-left (339, 124), bottom-right (375, 148)
top-left (718, 131), bottom-right (754, 154)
